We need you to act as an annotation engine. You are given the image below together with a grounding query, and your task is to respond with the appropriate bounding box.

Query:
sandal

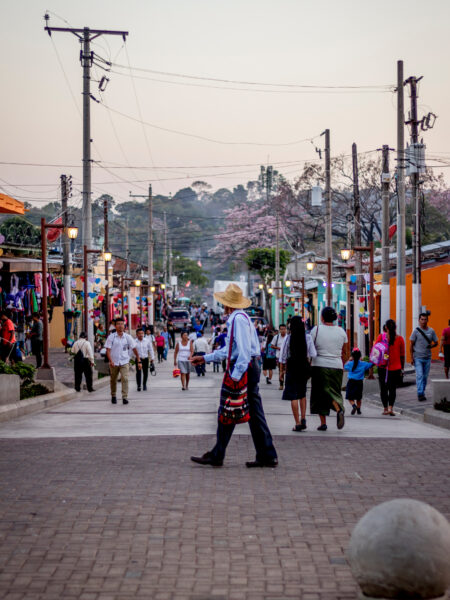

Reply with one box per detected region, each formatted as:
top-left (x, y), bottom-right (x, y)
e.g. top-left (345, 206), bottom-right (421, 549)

top-left (388, 410), bottom-right (396, 416)
top-left (382, 409), bottom-right (389, 415)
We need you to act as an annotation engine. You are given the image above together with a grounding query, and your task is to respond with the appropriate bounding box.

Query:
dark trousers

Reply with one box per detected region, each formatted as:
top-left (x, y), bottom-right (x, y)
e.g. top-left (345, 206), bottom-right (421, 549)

top-left (169, 331), bottom-right (176, 349)
top-left (211, 358), bottom-right (278, 463)
top-left (157, 347), bottom-right (164, 362)
top-left (31, 340), bottom-right (43, 368)
top-left (136, 357), bottom-right (149, 389)
top-left (378, 368), bottom-right (401, 408)
top-left (74, 358), bottom-right (93, 392)
top-left (194, 352), bottom-right (206, 375)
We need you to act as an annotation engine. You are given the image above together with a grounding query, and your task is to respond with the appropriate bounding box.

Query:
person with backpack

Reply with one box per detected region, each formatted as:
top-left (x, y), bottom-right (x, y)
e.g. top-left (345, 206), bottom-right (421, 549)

top-left (344, 348), bottom-right (372, 415)
top-left (375, 319), bottom-right (405, 416)
top-left (409, 313), bottom-right (438, 402)
top-left (261, 331), bottom-right (277, 384)
top-left (71, 332), bottom-right (95, 393)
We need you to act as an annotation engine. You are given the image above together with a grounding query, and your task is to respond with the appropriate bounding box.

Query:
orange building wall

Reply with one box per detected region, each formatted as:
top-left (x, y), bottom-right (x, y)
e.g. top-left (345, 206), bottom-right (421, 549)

top-left (389, 263), bottom-right (450, 361)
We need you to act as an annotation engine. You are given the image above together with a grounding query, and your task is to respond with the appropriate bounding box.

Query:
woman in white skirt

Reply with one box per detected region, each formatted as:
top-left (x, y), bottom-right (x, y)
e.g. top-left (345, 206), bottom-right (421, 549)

top-left (174, 330), bottom-right (194, 391)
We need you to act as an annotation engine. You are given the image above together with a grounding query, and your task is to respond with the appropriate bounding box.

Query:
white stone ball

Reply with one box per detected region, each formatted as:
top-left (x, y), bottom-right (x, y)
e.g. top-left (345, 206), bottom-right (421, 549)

top-left (348, 498), bottom-right (450, 599)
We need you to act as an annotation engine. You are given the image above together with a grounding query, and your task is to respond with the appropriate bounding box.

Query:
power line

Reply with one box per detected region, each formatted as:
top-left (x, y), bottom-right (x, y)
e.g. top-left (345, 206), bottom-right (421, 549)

top-left (109, 61), bottom-right (394, 90)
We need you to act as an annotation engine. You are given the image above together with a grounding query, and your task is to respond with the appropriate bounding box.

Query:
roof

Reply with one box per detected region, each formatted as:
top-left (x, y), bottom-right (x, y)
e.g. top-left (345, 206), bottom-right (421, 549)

top-left (0, 256), bottom-right (62, 272)
top-left (0, 193), bottom-right (26, 215)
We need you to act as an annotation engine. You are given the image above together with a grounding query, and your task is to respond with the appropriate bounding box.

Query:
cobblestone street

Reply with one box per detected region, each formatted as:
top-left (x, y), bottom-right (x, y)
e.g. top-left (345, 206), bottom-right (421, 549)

top-left (1, 353), bottom-right (449, 599)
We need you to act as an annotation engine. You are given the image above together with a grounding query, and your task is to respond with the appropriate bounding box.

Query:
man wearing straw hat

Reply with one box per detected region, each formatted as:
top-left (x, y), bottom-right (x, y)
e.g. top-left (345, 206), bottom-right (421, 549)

top-left (190, 283), bottom-right (278, 468)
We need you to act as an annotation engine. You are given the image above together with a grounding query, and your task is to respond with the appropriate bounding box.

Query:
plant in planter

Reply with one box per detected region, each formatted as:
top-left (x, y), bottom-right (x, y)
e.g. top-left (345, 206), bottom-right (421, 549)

top-left (0, 360), bottom-right (49, 400)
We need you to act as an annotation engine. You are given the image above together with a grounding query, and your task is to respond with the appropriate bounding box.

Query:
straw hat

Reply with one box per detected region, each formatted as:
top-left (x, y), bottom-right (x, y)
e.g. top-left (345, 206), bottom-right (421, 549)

top-left (213, 283), bottom-right (252, 309)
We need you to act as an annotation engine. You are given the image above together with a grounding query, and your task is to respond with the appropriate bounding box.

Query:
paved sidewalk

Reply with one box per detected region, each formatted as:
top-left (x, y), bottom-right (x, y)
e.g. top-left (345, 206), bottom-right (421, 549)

top-left (1, 350), bottom-right (449, 600)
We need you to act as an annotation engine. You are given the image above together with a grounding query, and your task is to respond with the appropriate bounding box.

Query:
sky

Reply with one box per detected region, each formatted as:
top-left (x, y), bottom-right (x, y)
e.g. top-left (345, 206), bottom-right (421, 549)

top-left (1, 0), bottom-right (450, 210)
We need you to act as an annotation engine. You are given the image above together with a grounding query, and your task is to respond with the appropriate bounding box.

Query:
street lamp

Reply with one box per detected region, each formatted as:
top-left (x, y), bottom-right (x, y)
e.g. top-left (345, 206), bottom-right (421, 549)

top-left (258, 283), bottom-right (264, 290)
top-left (306, 261), bottom-right (315, 272)
top-left (352, 242), bottom-right (375, 351)
top-left (340, 248), bottom-right (352, 262)
top-left (134, 278), bottom-right (142, 287)
top-left (268, 287), bottom-right (273, 294)
top-left (40, 218), bottom-right (78, 369)
top-left (83, 246), bottom-right (104, 335)
top-left (285, 280), bottom-right (291, 288)
top-left (150, 285), bottom-right (156, 293)
top-left (103, 249), bottom-right (112, 263)
top-left (160, 283), bottom-right (166, 290)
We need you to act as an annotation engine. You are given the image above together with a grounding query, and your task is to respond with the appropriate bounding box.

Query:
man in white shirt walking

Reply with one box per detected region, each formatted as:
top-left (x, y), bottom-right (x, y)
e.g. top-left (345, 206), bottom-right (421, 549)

top-left (134, 328), bottom-right (155, 391)
top-left (105, 317), bottom-right (141, 404)
top-left (193, 331), bottom-right (210, 376)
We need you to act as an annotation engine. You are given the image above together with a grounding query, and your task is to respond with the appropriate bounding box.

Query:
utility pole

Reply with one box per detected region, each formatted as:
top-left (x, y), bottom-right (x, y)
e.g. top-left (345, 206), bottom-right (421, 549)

top-left (129, 184), bottom-right (153, 324)
top-left (61, 175), bottom-right (72, 313)
top-left (381, 145), bottom-right (391, 327)
top-left (125, 217), bottom-right (130, 277)
top-left (61, 175), bottom-right (71, 353)
top-left (405, 75), bottom-right (423, 331)
top-left (352, 142), bottom-right (364, 350)
top-left (322, 129), bottom-right (332, 306)
top-left (45, 16), bottom-right (128, 343)
top-left (395, 60), bottom-right (407, 341)
top-left (168, 239), bottom-right (173, 282)
top-left (103, 196), bottom-right (110, 333)
top-left (163, 211), bottom-right (168, 285)
top-left (266, 166), bottom-right (280, 328)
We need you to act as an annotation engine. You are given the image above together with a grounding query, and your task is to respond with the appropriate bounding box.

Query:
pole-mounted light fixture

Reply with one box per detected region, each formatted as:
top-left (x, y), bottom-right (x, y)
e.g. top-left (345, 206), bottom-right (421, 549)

top-left (258, 283), bottom-right (264, 290)
top-left (268, 287), bottom-right (273, 294)
top-left (285, 280), bottom-right (291, 287)
top-left (340, 248), bottom-right (352, 261)
top-left (134, 278), bottom-right (141, 287)
top-left (67, 226), bottom-right (78, 240)
top-left (150, 285), bottom-right (156, 293)
top-left (160, 283), bottom-right (166, 290)
top-left (306, 261), bottom-right (315, 272)
top-left (103, 248), bottom-right (112, 262)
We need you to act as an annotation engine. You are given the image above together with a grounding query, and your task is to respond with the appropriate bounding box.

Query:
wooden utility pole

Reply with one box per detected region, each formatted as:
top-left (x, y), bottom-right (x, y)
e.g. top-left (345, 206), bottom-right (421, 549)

top-left (396, 60), bottom-right (406, 340)
top-left (381, 145), bottom-right (391, 327)
top-left (44, 16), bottom-right (128, 344)
top-left (323, 129), bottom-right (332, 306)
top-left (352, 142), bottom-right (363, 349)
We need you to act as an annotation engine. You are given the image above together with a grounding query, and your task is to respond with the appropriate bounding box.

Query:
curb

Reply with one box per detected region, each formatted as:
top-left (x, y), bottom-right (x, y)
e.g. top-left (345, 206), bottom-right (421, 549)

top-left (363, 393), bottom-right (450, 429)
top-left (0, 376), bottom-right (111, 423)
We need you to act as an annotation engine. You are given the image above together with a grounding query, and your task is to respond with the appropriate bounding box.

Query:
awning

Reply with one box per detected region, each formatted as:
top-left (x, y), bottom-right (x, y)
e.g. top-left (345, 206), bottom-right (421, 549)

top-left (0, 193), bottom-right (25, 215)
top-left (0, 257), bottom-right (62, 272)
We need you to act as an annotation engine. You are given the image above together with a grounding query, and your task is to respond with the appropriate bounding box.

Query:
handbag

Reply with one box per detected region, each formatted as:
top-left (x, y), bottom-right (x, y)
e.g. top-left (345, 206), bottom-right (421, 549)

top-left (218, 315), bottom-right (251, 426)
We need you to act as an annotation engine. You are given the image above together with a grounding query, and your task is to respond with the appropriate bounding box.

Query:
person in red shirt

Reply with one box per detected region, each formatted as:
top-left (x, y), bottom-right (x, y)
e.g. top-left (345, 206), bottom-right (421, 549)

top-left (155, 332), bottom-right (165, 363)
top-left (0, 310), bottom-right (16, 362)
top-left (439, 319), bottom-right (450, 379)
top-left (376, 319), bottom-right (405, 416)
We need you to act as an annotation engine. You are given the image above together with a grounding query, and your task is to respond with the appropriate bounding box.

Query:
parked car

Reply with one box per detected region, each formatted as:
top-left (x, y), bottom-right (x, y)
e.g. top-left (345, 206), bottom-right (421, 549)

top-left (168, 310), bottom-right (191, 332)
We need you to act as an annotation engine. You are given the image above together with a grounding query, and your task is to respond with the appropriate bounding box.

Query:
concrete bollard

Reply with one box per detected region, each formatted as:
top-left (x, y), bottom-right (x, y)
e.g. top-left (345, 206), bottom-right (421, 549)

top-left (348, 499), bottom-right (450, 599)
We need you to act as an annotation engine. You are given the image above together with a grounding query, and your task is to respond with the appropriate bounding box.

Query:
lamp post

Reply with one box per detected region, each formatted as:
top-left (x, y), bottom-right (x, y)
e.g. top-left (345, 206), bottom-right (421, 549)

top-left (290, 278), bottom-right (306, 319)
top-left (341, 243), bottom-right (375, 351)
top-left (41, 218), bottom-right (78, 369)
top-left (119, 276), bottom-right (142, 330)
top-left (83, 246), bottom-right (111, 335)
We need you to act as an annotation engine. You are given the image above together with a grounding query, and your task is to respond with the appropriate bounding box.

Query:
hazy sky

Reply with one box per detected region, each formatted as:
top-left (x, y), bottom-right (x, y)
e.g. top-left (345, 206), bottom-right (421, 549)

top-left (2, 0), bottom-right (449, 209)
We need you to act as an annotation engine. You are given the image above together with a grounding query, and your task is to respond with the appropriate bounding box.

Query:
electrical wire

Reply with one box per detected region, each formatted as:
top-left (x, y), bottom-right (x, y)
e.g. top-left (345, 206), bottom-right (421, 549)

top-left (110, 61), bottom-right (394, 91)
top-left (98, 101), bottom-right (322, 147)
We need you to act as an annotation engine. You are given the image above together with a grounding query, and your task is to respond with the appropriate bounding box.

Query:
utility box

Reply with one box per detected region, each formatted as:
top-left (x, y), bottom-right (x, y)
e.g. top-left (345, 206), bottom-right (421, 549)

top-left (311, 186), bottom-right (323, 206)
top-left (406, 143), bottom-right (426, 176)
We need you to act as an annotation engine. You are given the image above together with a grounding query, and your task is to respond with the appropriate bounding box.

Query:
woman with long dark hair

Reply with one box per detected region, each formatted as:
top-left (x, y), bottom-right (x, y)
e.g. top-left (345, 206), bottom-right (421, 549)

top-left (376, 318), bottom-right (405, 416)
top-left (279, 316), bottom-right (317, 431)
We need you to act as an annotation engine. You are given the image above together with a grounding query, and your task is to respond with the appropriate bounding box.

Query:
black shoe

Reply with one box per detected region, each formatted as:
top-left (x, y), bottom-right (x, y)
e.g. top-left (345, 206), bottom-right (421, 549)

top-left (356, 407), bottom-right (362, 415)
top-left (111, 397), bottom-right (117, 404)
top-left (75, 388), bottom-right (81, 392)
top-left (266, 377), bottom-right (272, 384)
top-left (201, 372), bottom-right (205, 376)
top-left (143, 385), bottom-right (147, 391)
top-left (337, 410), bottom-right (345, 430)
top-left (190, 452), bottom-right (223, 467)
top-left (351, 405), bottom-right (357, 415)
top-left (300, 418), bottom-right (307, 430)
top-left (245, 459), bottom-right (278, 468)
top-left (123, 398), bottom-right (129, 405)
top-left (137, 387), bottom-right (141, 392)
top-left (87, 388), bottom-right (95, 393)
top-left (317, 424), bottom-right (327, 431)
top-left (418, 395), bottom-right (427, 402)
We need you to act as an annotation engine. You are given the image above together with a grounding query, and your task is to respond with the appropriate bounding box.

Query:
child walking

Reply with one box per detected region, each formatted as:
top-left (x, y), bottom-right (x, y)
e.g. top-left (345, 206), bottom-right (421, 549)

top-left (344, 348), bottom-right (372, 415)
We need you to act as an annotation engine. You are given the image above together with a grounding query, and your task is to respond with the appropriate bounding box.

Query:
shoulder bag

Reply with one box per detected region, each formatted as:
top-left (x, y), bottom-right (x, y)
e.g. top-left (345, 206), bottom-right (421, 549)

top-left (218, 315), bottom-right (251, 426)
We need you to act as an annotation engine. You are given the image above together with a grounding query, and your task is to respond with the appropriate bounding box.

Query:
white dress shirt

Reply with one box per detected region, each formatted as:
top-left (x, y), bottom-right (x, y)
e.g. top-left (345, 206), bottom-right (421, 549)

top-left (204, 310), bottom-right (260, 380)
top-left (105, 332), bottom-right (136, 366)
top-left (71, 339), bottom-right (94, 363)
top-left (135, 337), bottom-right (155, 361)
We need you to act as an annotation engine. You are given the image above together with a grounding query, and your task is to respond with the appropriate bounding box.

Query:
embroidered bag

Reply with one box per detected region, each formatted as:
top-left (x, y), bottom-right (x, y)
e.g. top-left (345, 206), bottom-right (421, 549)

top-left (218, 315), bottom-right (251, 425)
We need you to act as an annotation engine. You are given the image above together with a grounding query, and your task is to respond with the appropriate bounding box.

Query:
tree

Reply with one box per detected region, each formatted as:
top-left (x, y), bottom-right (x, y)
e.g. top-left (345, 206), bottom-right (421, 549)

top-left (245, 247), bottom-right (291, 326)
top-left (172, 252), bottom-right (209, 288)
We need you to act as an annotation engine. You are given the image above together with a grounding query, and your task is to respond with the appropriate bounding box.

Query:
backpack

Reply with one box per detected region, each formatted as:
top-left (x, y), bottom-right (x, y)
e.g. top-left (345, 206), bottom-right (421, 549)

top-left (369, 333), bottom-right (389, 367)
